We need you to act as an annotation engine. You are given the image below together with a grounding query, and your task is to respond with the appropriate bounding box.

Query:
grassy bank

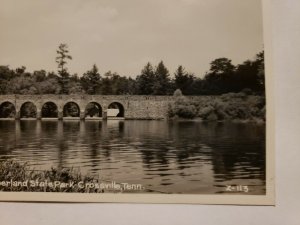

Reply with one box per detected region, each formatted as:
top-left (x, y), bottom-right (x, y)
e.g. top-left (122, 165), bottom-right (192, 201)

top-left (0, 160), bottom-right (106, 193)
top-left (168, 91), bottom-right (265, 122)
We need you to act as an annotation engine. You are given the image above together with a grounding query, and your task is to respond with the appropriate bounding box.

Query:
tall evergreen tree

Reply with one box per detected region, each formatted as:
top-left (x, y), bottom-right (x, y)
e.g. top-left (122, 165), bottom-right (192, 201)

top-left (174, 65), bottom-right (195, 95)
top-left (56, 43), bottom-right (72, 94)
top-left (136, 62), bottom-right (155, 95)
top-left (153, 61), bottom-right (172, 95)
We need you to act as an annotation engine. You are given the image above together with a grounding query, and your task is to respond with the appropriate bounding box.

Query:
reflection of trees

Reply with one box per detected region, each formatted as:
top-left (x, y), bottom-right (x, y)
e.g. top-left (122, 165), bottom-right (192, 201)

top-left (121, 121), bottom-right (171, 170)
top-left (122, 121), bottom-right (265, 182)
top-left (0, 120), bottom-right (265, 185)
top-left (20, 120), bottom-right (37, 132)
top-left (0, 121), bottom-right (17, 156)
top-left (82, 121), bottom-right (102, 168)
top-left (139, 145), bottom-right (170, 170)
top-left (196, 122), bottom-right (266, 182)
top-left (129, 121), bottom-right (202, 171)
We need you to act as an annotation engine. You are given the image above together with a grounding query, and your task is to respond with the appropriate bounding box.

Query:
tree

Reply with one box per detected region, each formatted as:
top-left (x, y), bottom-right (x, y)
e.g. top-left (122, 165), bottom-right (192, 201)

top-left (33, 70), bottom-right (47, 82)
top-left (174, 65), bottom-right (195, 95)
top-left (101, 71), bottom-right (113, 95)
top-left (36, 78), bottom-right (61, 94)
top-left (0, 66), bottom-right (15, 94)
top-left (235, 51), bottom-right (265, 92)
top-left (69, 75), bottom-right (84, 94)
top-left (204, 58), bottom-right (236, 94)
top-left (153, 61), bottom-right (172, 95)
top-left (8, 75), bottom-right (38, 94)
top-left (209, 58), bottom-right (235, 74)
top-left (136, 62), bottom-right (155, 95)
top-left (110, 74), bottom-right (130, 95)
top-left (0, 65), bottom-right (15, 80)
top-left (15, 66), bottom-right (27, 76)
top-left (235, 60), bottom-right (259, 91)
top-left (255, 51), bottom-right (265, 91)
top-left (81, 64), bottom-right (101, 94)
top-left (56, 43), bottom-right (72, 94)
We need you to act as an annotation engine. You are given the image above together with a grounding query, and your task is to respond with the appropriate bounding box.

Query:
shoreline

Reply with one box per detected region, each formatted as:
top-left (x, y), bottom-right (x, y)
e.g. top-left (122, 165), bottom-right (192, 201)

top-left (0, 118), bottom-right (265, 123)
top-left (168, 117), bottom-right (265, 124)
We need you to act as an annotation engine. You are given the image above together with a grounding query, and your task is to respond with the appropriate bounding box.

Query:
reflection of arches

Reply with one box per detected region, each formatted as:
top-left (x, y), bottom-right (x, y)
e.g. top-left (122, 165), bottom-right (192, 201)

top-left (85, 102), bottom-right (102, 117)
top-left (41, 102), bottom-right (58, 118)
top-left (63, 102), bottom-right (80, 117)
top-left (108, 102), bottom-right (124, 117)
top-left (20, 102), bottom-right (37, 118)
top-left (0, 101), bottom-right (16, 118)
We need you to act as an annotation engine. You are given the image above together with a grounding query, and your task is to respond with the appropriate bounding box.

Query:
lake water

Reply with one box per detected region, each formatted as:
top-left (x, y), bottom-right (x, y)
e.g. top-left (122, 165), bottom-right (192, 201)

top-left (0, 120), bottom-right (266, 194)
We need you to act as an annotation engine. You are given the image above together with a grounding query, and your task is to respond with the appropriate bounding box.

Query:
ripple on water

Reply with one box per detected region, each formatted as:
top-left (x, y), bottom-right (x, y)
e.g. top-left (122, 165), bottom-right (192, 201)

top-left (0, 120), bottom-right (266, 194)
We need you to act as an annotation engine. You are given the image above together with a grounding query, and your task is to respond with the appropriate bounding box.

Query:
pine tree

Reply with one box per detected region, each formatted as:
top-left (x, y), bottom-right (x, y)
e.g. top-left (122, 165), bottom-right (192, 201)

top-left (56, 43), bottom-right (72, 94)
top-left (136, 62), bottom-right (155, 95)
top-left (174, 65), bottom-right (195, 94)
top-left (153, 61), bottom-right (171, 95)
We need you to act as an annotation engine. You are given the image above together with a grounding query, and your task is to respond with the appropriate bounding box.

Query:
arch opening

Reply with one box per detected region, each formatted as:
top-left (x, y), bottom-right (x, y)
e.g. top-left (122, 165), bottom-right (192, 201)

top-left (20, 102), bottom-right (37, 118)
top-left (85, 102), bottom-right (102, 118)
top-left (0, 102), bottom-right (16, 118)
top-left (41, 102), bottom-right (58, 118)
top-left (63, 102), bottom-right (80, 117)
top-left (108, 102), bottom-right (124, 118)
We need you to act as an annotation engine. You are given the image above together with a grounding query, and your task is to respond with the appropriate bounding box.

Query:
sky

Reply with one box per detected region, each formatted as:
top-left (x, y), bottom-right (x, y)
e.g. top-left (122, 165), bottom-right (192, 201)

top-left (0, 0), bottom-right (263, 78)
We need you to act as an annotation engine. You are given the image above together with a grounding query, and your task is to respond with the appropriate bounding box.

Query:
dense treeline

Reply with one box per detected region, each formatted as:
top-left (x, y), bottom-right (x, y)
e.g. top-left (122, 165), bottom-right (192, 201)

top-left (0, 44), bottom-right (265, 96)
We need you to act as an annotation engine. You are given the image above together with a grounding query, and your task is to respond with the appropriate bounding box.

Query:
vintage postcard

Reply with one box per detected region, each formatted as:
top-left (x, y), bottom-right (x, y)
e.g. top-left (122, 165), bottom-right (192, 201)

top-left (0, 0), bottom-right (274, 205)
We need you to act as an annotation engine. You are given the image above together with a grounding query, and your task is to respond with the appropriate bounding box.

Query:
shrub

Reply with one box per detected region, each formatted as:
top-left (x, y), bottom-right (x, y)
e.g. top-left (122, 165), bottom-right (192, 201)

top-left (169, 93), bottom-right (265, 122)
top-left (198, 106), bottom-right (214, 119)
top-left (175, 104), bottom-right (197, 119)
top-left (206, 112), bottom-right (218, 121)
top-left (173, 89), bottom-right (183, 97)
top-left (0, 160), bottom-right (102, 193)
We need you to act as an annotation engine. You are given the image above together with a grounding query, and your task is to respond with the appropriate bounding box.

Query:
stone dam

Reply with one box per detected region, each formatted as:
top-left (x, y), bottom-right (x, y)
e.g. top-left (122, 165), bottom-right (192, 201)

top-left (0, 95), bottom-right (211, 120)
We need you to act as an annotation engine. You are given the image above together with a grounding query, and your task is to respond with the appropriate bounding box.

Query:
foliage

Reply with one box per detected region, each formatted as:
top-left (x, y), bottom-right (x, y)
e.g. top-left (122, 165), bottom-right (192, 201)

top-left (56, 44), bottom-right (72, 74)
top-left (0, 160), bottom-right (105, 193)
top-left (80, 64), bottom-right (101, 94)
top-left (173, 89), bottom-right (183, 97)
top-left (56, 43), bottom-right (72, 94)
top-left (174, 65), bottom-right (195, 95)
top-left (169, 92), bottom-right (265, 121)
top-left (0, 46), bottom-right (265, 96)
top-left (152, 61), bottom-right (172, 95)
top-left (136, 62), bottom-right (155, 95)
top-left (168, 94), bottom-right (197, 119)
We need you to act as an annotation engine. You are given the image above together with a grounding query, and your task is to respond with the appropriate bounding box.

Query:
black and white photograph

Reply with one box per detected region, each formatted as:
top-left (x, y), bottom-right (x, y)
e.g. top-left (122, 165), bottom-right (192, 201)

top-left (0, 0), bottom-right (274, 204)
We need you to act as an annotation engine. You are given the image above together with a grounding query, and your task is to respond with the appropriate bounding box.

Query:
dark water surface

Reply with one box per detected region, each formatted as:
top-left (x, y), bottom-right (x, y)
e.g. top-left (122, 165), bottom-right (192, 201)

top-left (0, 120), bottom-right (265, 194)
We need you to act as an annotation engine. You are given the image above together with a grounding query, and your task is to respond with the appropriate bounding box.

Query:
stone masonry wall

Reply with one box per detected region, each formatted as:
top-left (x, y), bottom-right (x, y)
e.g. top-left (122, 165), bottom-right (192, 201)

top-left (0, 95), bottom-right (218, 120)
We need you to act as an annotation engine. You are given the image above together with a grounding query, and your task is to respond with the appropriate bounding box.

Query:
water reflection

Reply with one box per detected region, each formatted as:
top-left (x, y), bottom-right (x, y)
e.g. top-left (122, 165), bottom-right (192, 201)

top-left (0, 120), bottom-right (266, 194)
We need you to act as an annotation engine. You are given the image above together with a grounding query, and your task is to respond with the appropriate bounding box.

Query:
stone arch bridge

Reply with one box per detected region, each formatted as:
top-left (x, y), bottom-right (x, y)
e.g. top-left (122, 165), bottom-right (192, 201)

top-left (0, 95), bottom-right (202, 120)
